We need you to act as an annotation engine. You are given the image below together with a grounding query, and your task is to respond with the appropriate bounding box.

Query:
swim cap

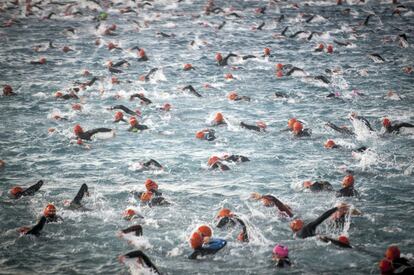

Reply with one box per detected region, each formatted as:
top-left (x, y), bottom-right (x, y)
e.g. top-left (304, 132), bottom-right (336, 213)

top-left (140, 191), bottom-right (153, 202)
top-left (225, 73), bottom-right (233, 80)
top-left (129, 117), bottom-right (137, 127)
top-left (74, 124), bottom-right (83, 135)
top-left (264, 47), bottom-right (271, 56)
top-left (162, 103), bottom-right (171, 111)
top-left (114, 112), bottom-right (123, 121)
top-left (10, 186), bottom-right (23, 197)
top-left (196, 131), bottom-right (206, 139)
top-left (139, 49), bottom-right (146, 58)
top-left (215, 53), bottom-right (223, 62)
top-left (63, 46), bottom-right (71, 53)
top-left (3, 85), bottom-right (13, 95)
top-left (385, 246), bottom-right (400, 260)
top-left (217, 208), bottom-right (232, 218)
top-left (39, 57), bottom-right (46, 64)
top-left (342, 175), bottom-right (354, 188)
top-left (183, 64), bottom-right (193, 71)
top-left (303, 181), bottom-right (312, 188)
top-left (338, 235), bottom-right (350, 245)
top-left (276, 63), bottom-right (283, 70)
top-left (290, 219), bottom-right (304, 232)
top-left (214, 112), bottom-right (224, 123)
top-left (43, 204), bottom-right (56, 217)
top-left (292, 121), bottom-right (303, 133)
top-left (72, 104), bottom-right (82, 111)
top-left (55, 91), bottom-right (63, 98)
top-left (288, 118), bottom-right (297, 130)
top-left (318, 43), bottom-right (324, 50)
top-left (273, 244), bottom-right (289, 258)
top-left (324, 139), bottom-right (336, 149)
top-left (145, 179), bottom-right (158, 191)
top-left (383, 118), bottom-right (391, 127)
top-left (228, 92), bottom-right (238, 100)
top-left (256, 121), bottom-right (267, 129)
top-left (108, 42), bottom-right (116, 50)
top-left (379, 259), bottom-right (394, 273)
top-left (197, 225), bottom-right (212, 237)
top-left (327, 45), bottom-right (333, 54)
top-left (190, 232), bottom-right (203, 249)
top-left (208, 156), bottom-right (220, 166)
top-left (123, 209), bottom-right (136, 220)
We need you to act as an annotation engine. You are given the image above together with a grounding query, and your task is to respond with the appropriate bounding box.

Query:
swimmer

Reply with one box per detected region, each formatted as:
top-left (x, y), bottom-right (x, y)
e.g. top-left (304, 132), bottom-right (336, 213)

top-left (108, 105), bottom-right (138, 116)
top-left (9, 180), bottom-right (44, 199)
top-left (215, 52), bottom-right (238, 66)
top-left (319, 235), bottom-right (352, 249)
top-left (123, 209), bottom-right (144, 221)
top-left (183, 85), bottom-right (202, 97)
top-left (290, 205), bottom-right (347, 239)
top-left (325, 122), bottom-right (355, 136)
top-left (303, 180), bottom-right (334, 192)
top-left (272, 244), bottom-right (291, 267)
top-left (43, 204), bottom-right (63, 223)
top-left (324, 140), bottom-right (341, 149)
top-left (223, 154), bottom-right (250, 163)
top-left (19, 216), bottom-right (47, 237)
top-left (73, 124), bottom-right (112, 141)
top-left (139, 68), bottom-right (158, 82)
top-left (208, 156), bottom-right (230, 171)
top-left (55, 91), bottom-right (79, 100)
top-left (196, 129), bottom-right (216, 141)
top-left (292, 121), bottom-right (311, 137)
top-left (30, 57), bottom-right (46, 65)
top-left (240, 121), bottom-right (266, 132)
top-left (141, 159), bottom-right (163, 170)
top-left (119, 250), bottom-right (160, 274)
top-left (350, 112), bottom-right (375, 131)
top-left (159, 103), bottom-right (171, 112)
top-left (183, 64), bottom-right (195, 71)
top-left (227, 92), bottom-right (250, 101)
top-left (113, 112), bottom-right (126, 123)
top-left (128, 117), bottom-right (148, 132)
top-left (137, 49), bottom-right (148, 61)
top-left (136, 179), bottom-right (169, 206)
top-left (250, 193), bottom-right (293, 218)
top-left (130, 93), bottom-right (152, 104)
top-left (189, 225), bottom-right (227, 259)
top-left (382, 118), bottom-right (414, 134)
top-left (65, 184), bottom-right (90, 210)
top-left (385, 246), bottom-right (413, 269)
top-left (336, 175), bottom-right (358, 197)
top-left (211, 112), bottom-right (226, 126)
top-left (3, 85), bottom-right (16, 96)
top-left (120, 225), bottom-right (143, 237)
top-left (215, 208), bottom-right (249, 242)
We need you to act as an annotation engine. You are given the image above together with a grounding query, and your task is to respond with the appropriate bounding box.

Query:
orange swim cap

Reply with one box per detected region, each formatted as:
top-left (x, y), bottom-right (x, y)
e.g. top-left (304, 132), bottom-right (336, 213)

top-left (215, 53), bottom-right (223, 62)
top-left (197, 225), bottom-right (212, 237)
top-left (385, 246), bottom-right (400, 260)
top-left (74, 124), bottom-right (83, 135)
top-left (115, 112), bottom-right (123, 121)
top-left (228, 92), bottom-right (238, 100)
top-left (44, 204), bottom-right (56, 217)
top-left (214, 112), bottom-right (224, 123)
top-left (129, 117), bottom-right (137, 127)
top-left (139, 49), bottom-right (146, 58)
top-left (318, 43), bottom-right (324, 50)
top-left (140, 191), bottom-right (153, 202)
top-left (288, 118), bottom-right (297, 130)
top-left (208, 156), bottom-right (220, 166)
top-left (342, 175), bottom-right (354, 188)
top-left (303, 181), bottom-right (312, 188)
top-left (39, 57), bottom-right (46, 64)
top-left (217, 208), bottom-right (232, 218)
top-left (189, 232), bottom-right (203, 249)
top-left (383, 118), bottom-right (391, 127)
top-left (196, 131), bottom-right (206, 139)
top-left (290, 219), bottom-right (304, 232)
top-left (145, 179), bottom-right (158, 191)
top-left (324, 139), bottom-right (336, 149)
top-left (264, 47), bottom-right (271, 56)
top-left (183, 63), bottom-right (193, 71)
top-left (276, 63), bottom-right (283, 70)
top-left (292, 121), bottom-right (303, 133)
top-left (338, 235), bottom-right (349, 245)
top-left (379, 259), bottom-right (394, 273)
top-left (10, 186), bottom-right (23, 197)
top-left (225, 73), bottom-right (233, 80)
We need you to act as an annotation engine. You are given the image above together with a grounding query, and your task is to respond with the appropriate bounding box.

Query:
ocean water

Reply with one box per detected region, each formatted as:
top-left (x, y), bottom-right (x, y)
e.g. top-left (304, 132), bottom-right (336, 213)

top-left (0, 0), bottom-right (413, 274)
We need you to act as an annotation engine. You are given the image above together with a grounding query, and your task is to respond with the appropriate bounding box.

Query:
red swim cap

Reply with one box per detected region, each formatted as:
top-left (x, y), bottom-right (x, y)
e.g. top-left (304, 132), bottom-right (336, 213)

top-left (10, 186), bottom-right (23, 197)
top-left (197, 225), bottom-right (212, 237)
top-left (327, 45), bottom-right (333, 54)
top-left (215, 53), bottom-right (223, 62)
top-left (183, 63), bottom-right (193, 71)
top-left (290, 219), bottom-right (304, 232)
top-left (55, 91), bottom-right (63, 98)
top-left (225, 73), bottom-right (233, 79)
top-left (257, 121), bottom-right (267, 129)
top-left (3, 85), bottom-right (13, 95)
top-left (324, 139), bottom-right (336, 149)
top-left (196, 131), bottom-right (206, 139)
top-left (318, 43), bottom-right (324, 50)
top-left (74, 124), bottom-right (83, 135)
top-left (385, 246), bottom-right (400, 260)
top-left (140, 191), bottom-right (153, 202)
top-left (292, 121), bottom-right (303, 133)
top-left (139, 49), bottom-right (146, 58)
top-left (264, 47), bottom-right (271, 56)
top-left (276, 63), bottom-right (283, 70)
top-left (145, 179), bottom-right (158, 191)
top-left (39, 57), bottom-right (46, 64)
top-left (44, 204), bottom-right (56, 217)
top-left (123, 209), bottom-right (136, 220)
top-left (228, 92), bottom-right (238, 100)
top-left (129, 117), bottom-right (137, 126)
top-left (303, 181), bottom-right (312, 188)
top-left (114, 112), bottom-right (123, 121)
top-left (72, 104), bottom-right (82, 111)
top-left (383, 118), bottom-right (391, 127)
top-left (217, 208), bottom-right (233, 218)
top-left (379, 259), bottom-right (394, 273)
top-left (288, 118), bottom-right (297, 130)
top-left (208, 156), bottom-right (220, 166)
top-left (342, 175), bottom-right (354, 188)
top-left (338, 235), bottom-right (350, 245)
top-left (190, 232), bottom-right (203, 249)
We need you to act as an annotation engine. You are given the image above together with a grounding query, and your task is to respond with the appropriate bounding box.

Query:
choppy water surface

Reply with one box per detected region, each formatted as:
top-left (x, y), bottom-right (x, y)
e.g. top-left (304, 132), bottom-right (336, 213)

top-left (1, 0), bottom-right (413, 274)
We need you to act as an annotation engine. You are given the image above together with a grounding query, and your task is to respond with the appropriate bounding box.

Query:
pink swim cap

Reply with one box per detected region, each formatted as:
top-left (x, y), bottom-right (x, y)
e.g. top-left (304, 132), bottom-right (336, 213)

top-left (273, 244), bottom-right (289, 258)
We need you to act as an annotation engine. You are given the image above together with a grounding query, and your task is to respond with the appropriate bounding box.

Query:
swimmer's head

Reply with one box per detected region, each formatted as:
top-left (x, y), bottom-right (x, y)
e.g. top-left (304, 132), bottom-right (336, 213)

top-left (327, 45), bottom-right (333, 54)
top-left (3, 85), bottom-right (13, 95)
top-left (273, 244), bottom-right (289, 258)
top-left (9, 186), bottom-right (23, 198)
top-left (145, 179), bottom-right (158, 191)
top-left (39, 57), bottom-right (46, 64)
top-left (227, 92), bottom-right (238, 101)
top-left (129, 117), bottom-right (137, 127)
top-left (215, 53), bottom-right (223, 62)
top-left (72, 104), bottom-right (82, 111)
top-left (318, 43), bottom-right (324, 50)
top-left (303, 181), bottom-right (312, 188)
top-left (162, 103), bottom-right (171, 111)
top-left (140, 191), bottom-right (153, 202)
top-left (196, 131), bottom-right (206, 139)
top-left (43, 204), bottom-right (56, 217)
top-left (385, 246), bottom-right (400, 260)
top-left (287, 118), bottom-right (297, 130)
top-left (214, 112), bottom-right (224, 123)
top-left (55, 91), bottom-right (63, 98)
top-left (276, 63), bottom-right (283, 70)
top-left (256, 121), bottom-right (267, 129)
top-left (382, 118), bottom-right (391, 128)
top-left (197, 225), bottom-right (212, 238)
top-left (292, 121), bottom-right (303, 134)
top-left (264, 47), bottom-right (270, 56)
top-left (123, 209), bottom-right (136, 220)
top-left (114, 111), bottom-right (123, 122)
top-left (379, 259), bottom-right (394, 274)
top-left (342, 175), bottom-right (354, 188)
top-left (290, 219), bottom-right (304, 232)
top-left (74, 124), bottom-right (84, 135)
top-left (338, 235), bottom-right (350, 245)
top-left (324, 139), bottom-right (336, 149)
top-left (216, 208), bottom-right (233, 218)
top-left (207, 156), bottom-right (220, 166)
top-left (224, 73), bottom-right (233, 80)
top-left (183, 63), bottom-right (193, 71)
top-left (139, 49), bottom-right (146, 58)
top-left (189, 232), bottom-right (203, 249)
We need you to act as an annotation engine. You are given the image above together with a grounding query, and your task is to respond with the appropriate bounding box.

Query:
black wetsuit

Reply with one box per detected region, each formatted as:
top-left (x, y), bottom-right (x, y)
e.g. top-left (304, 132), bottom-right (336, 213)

top-left (218, 53), bottom-right (238, 66)
top-left (233, 95), bottom-right (251, 101)
top-left (326, 122), bottom-right (355, 136)
top-left (14, 180), bottom-right (44, 199)
top-left (69, 184), bottom-right (89, 210)
top-left (142, 68), bottom-right (158, 81)
top-left (128, 124), bottom-right (149, 132)
top-left (308, 181), bottom-right (334, 192)
top-left (110, 105), bottom-right (136, 116)
top-left (188, 239), bottom-right (227, 259)
top-left (130, 94), bottom-right (152, 104)
top-left (275, 257), bottom-right (291, 268)
top-left (319, 236), bottom-right (352, 248)
top-left (136, 190), bottom-right (169, 207)
top-left (138, 55), bottom-right (148, 62)
top-left (385, 123), bottom-right (414, 134)
top-left (25, 216), bottom-right (47, 237)
top-left (123, 250), bottom-right (160, 274)
top-left (294, 129), bottom-right (311, 137)
top-left (240, 122), bottom-right (264, 132)
top-left (393, 257), bottom-right (413, 269)
top-left (60, 93), bottom-right (79, 100)
top-left (296, 207), bottom-right (338, 239)
top-left (223, 155), bottom-right (250, 163)
top-left (336, 186), bottom-right (358, 197)
top-left (45, 214), bottom-right (64, 223)
top-left (261, 195), bottom-right (293, 218)
top-left (210, 161), bottom-right (230, 171)
top-left (122, 225), bottom-right (143, 236)
top-left (216, 216), bottom-right (249, 242)
top-left (142, 159), bottom-right (162, 169)
top-left (351, 115), bottom-right (374, 131)
top-left (200, 130), bottom-right (216, 141)
top-left (77, 128), bottom-right (112, 140)
top-left (183, 85), bottom-right (202, 97)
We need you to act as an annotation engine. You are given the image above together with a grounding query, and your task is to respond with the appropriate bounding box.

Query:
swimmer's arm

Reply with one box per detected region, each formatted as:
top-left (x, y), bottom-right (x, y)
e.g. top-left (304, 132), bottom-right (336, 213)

top-left (85, 128), bottom-right (112, 137)
top-left (71, 184), bottom-right (88, 205)
top-left (26, 216), bottom-right (46, 236)
top-left (396, 123), bottom-right (414, 129)
top-left (21, 180), bottom-right (43, 196)
top-left (268, 196), bottom-right (294, 217)
top-left (111, 105), bottom-right (136, 115)
top-left (308, 207), bottom-right (338, 229)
